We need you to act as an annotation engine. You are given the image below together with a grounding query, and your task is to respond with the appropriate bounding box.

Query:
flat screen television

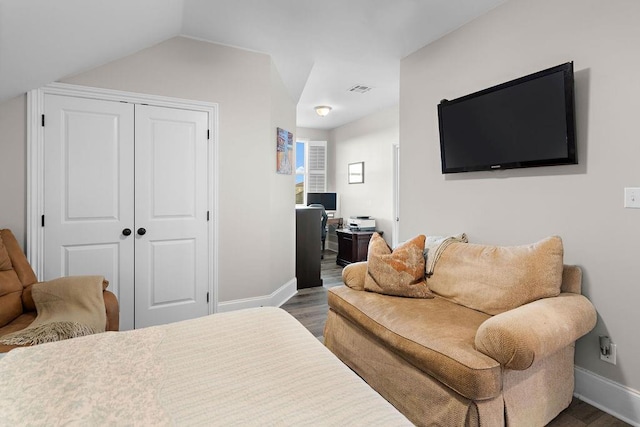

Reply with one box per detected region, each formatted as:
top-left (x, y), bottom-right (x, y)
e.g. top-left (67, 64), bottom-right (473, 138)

top-left (307, 192), bottom-right (337, 211)
top-left (437, 62), bottom-right (577, 174)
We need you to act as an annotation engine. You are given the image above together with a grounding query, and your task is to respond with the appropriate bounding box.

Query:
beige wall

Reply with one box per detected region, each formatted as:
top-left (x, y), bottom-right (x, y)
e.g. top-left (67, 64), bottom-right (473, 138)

top-left (0, 36), bottom-right (297, 304)
top-left (295, 127), bottom-right (330, 142)
top-left (269, 61), bottom-right (297, 293)
top-left (295, 127), bottom-right (333, 191)
top-left (401, 0), bottom-right (640, 391)
top-left (0, 95), bottom-right (27, 247)
top-left (331, 105), bottom-right (398, 244)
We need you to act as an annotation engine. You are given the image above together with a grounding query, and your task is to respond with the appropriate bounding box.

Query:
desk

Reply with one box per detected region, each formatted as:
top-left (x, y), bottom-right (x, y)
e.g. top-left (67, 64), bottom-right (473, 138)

top-left (327, 217), bottom-right (343, 228)
top-left (336, 229), bottom-right (381, 267)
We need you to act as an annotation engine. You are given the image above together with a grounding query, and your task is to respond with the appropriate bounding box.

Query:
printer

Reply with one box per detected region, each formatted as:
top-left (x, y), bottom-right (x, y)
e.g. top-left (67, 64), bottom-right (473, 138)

top-left (348, 216), bottom-right (376, 231)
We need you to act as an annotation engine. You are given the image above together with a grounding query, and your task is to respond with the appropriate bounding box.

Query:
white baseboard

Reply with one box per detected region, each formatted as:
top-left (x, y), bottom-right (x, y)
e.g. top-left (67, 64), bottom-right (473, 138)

top-left (574, 366), bottom-right (640, 426)
top-left (273, 278), bottom-right (298, 307)
top-left (216, 278), bottom-right (298, 313)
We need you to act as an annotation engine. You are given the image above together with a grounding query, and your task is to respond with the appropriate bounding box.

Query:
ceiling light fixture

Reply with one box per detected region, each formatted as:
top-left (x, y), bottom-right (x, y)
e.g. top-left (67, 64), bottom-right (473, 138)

top-left (315, 105), bottom-right (332, 117)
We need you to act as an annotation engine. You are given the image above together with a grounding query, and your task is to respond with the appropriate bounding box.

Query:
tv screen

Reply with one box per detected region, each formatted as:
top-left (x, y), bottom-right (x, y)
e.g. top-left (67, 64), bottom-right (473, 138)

top-left (438, 62), bottom-right (577, 174)
top-left (307, 192), bottom-right (337, 211)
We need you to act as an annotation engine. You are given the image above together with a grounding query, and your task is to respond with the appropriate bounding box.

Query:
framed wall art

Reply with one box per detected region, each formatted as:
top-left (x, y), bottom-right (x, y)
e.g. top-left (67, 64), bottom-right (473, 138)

top-left (348, 162), bottom-right (364, 184)
top-left (276, 127), bottom-right (293, 174)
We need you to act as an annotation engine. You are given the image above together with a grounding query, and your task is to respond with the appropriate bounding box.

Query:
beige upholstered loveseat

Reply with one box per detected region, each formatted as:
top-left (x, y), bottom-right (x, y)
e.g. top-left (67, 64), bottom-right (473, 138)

top-left (324, 236), bottom-right (597, 426)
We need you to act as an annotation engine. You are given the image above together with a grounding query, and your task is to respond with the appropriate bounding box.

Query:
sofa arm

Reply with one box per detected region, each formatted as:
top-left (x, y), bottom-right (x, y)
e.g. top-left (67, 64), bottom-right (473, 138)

top-left (475, 293), bottom-right (596, 370)
top-left (342, 261), bottom-right (368, 291)
top-left (103, 290), bottom-right (120, 331)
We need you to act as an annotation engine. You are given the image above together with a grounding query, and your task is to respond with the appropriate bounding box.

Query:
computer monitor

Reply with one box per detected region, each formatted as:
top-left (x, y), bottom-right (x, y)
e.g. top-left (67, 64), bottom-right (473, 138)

top-left (307, 192), bottom-right (337, 211)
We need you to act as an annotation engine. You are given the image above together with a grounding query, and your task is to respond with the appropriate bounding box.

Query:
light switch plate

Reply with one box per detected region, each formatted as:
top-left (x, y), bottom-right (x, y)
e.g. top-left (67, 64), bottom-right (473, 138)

top-left (600, 343), bottom-right (617, 365)
top-left (624, 188), bottom-right (640, 208)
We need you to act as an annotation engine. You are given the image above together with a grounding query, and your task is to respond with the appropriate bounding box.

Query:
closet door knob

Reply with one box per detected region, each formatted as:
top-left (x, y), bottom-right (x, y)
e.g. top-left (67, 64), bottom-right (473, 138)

top-left (122, 228), bottom-right (132, 236)
top-left (137, 227), bottom-right (147, 236)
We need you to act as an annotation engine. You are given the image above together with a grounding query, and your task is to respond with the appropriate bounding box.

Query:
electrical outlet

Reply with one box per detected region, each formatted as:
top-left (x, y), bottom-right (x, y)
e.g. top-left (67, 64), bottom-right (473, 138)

top-left (600, 343), bottom-right (617, 365)
top-left (624, 188), bottom-right (640, 208)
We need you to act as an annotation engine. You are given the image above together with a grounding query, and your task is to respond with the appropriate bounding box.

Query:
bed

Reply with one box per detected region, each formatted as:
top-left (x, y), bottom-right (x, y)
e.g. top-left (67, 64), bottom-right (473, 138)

top-left (0, 307), bottom-right (411, 426)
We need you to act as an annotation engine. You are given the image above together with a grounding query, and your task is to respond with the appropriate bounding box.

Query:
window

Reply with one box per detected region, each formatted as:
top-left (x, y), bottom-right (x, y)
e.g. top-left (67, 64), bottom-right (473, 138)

top-left (295, 140), bottom-right (327, 205)
top-left (295, 141), bottom-right (305, 204)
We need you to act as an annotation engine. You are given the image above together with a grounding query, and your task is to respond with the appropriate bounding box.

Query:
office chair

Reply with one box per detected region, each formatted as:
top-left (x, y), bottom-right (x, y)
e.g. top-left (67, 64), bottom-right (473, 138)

top-left (308, 204), bottom-right (328, 258)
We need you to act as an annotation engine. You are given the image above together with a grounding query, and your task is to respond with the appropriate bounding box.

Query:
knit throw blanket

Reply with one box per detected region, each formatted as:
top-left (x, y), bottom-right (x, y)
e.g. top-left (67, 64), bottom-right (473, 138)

top-left (424, 233), bottom-right (468, 277)
top-left (0, 276), bottom-right (106, 345)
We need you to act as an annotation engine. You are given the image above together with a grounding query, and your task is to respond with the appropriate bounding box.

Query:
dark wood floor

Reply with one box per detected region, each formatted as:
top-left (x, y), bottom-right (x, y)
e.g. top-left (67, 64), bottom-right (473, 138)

top-left (281, 250), bottom-right (628, 427)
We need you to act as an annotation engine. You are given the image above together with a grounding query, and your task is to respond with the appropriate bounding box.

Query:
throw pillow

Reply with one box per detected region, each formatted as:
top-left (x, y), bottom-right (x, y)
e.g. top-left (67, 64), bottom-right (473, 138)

top-left (363, 233), bottom-right (391, 292)
top-left (364, 233), bottom-right (434, 298)
top-left (427, 236), bottom-right (564, 315)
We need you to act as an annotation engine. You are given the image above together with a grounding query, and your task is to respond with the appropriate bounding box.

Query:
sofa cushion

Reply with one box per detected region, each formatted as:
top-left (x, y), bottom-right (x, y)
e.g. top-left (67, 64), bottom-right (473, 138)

top-left (0, 270), bottom-right (24, 328)
top-left (328, 285), bottom-right (502, 400)
top-left (0, 234), bottom-right (11, 271)
top-left (21, 284), bottom-right (36, 312)
top-left (427, 236), bottom-right (564, 315)
top-left (0, 312), bottom-right (38, 353)
top-left (0, 229), bottom-right (38, 289)
top-left (364, 234), bottom-right (433, 298)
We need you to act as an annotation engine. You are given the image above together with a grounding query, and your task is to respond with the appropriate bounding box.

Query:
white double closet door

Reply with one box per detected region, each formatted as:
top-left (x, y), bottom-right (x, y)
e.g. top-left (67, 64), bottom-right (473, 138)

top-left (43, 94), bottom-right (210, 330)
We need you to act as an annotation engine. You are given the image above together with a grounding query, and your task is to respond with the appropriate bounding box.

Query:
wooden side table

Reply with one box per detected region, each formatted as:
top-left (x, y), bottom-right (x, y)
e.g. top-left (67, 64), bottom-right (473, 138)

top-left (335, 229), bottom-right (381, 267)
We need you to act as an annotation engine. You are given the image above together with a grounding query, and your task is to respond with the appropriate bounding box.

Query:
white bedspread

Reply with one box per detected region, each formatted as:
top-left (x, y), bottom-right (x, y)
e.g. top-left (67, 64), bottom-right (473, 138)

top-left (0, 307), bottom-right (411, 426)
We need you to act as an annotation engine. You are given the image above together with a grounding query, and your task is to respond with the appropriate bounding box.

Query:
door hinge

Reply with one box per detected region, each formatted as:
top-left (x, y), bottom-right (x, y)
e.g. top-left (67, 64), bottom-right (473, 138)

top-left (41, 215), bottom-right (45, 227)
top-left (207, 129), bottom-right (210, 140)
top-left (207, 211), bottom-right (210, 221)
top-left (41, 114), bottom-right (45, 127)
top-left (206, 292), bottom-right (210, 303)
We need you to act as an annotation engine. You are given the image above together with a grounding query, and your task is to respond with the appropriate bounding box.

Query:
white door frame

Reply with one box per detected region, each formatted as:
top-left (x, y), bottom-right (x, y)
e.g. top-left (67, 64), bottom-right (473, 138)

top-left (27, 82), bottom-right (219, 314)
top-left (392, 143), bottom-right (400, 248)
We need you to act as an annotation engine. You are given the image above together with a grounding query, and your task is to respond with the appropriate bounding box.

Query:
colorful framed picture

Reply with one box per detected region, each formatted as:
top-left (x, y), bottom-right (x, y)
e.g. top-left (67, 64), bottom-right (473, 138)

top-left (276, 127), bottom-right (293, 174)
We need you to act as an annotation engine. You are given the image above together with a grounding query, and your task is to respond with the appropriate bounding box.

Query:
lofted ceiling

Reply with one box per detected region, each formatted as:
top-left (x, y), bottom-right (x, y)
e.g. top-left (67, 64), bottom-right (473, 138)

top-left (0, 0), bottom-right (506, 130)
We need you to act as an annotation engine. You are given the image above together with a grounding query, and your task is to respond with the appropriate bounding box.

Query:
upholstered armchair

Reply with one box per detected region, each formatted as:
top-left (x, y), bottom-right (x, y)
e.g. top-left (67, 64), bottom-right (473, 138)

top-left (0, 229), bottom-right (119, 352)
top-left (325, 236), bottom-right (597, 426)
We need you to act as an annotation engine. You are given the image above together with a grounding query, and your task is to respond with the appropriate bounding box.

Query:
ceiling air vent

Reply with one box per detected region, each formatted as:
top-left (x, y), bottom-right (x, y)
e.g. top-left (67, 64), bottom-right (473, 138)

top-left (348, 85), bottom-right (372, 94)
